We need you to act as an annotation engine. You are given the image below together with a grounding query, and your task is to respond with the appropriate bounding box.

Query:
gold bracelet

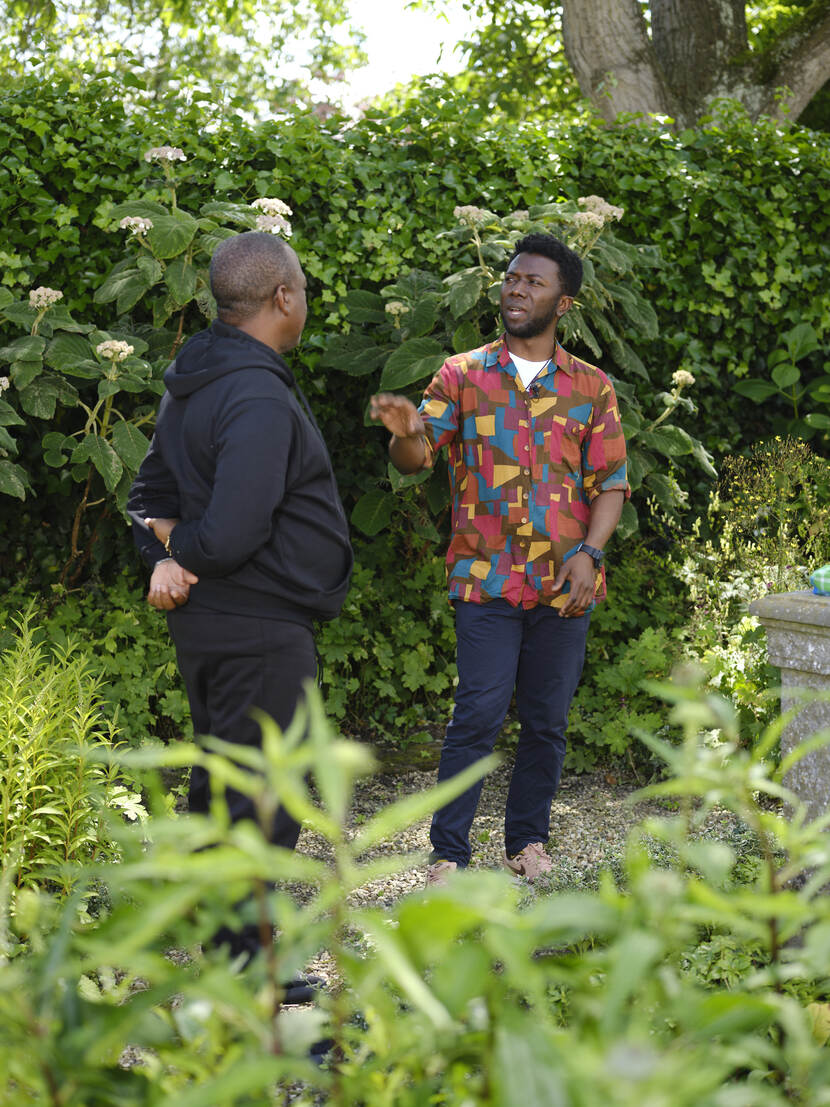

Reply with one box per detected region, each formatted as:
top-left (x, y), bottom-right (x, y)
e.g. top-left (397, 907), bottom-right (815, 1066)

top-left (163, 532), bottom-right (173, 555)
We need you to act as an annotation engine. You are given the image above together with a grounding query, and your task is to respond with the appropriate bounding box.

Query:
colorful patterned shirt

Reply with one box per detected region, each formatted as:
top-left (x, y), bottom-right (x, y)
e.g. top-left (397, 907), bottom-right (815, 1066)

top-left (418, 336), bottom-right (629, 610)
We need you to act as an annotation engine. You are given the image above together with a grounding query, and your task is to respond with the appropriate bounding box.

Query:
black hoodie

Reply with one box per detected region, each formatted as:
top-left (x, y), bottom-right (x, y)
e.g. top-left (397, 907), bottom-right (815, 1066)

top-left (128, 321), bottom-right (353, 625)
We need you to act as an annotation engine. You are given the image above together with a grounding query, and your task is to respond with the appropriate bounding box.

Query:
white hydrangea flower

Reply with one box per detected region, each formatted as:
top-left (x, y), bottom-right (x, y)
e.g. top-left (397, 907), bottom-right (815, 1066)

top-left (0, 376), bottom-right (9, 392)
top-left (29, 287), bottom-right (63, 310)
top-left (96, 340), bottom-right (135, 362)
top-left (384, 301), bottom-right (409, 317)
top-left (251, 197), bottom-right (293, 217)
top-left (143, 145), bottom-right (186, 164)
top-left (453, 205), bottom-right (489, 226)
top-left (578, 195), bottom-right (624, 221)
top-left (572, 211), bottom-right (605, 229)
top-left (119, 216), bottom-right (154, 236)
top-left (672, 369), bottom-right (696, 389)
top-left (255, 213), bottom-right (293, 238)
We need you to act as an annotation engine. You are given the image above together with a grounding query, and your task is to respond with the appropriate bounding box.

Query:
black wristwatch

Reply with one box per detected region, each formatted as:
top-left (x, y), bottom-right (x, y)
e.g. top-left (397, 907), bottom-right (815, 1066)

top-left (576, 542), bottom-right (604, 568)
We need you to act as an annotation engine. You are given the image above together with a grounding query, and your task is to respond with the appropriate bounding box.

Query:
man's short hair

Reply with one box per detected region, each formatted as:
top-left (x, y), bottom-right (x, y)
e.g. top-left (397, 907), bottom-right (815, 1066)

top-left (508, 233), bottom-right (583, 298)
top-left (210, 232), bottom-right (298, 322)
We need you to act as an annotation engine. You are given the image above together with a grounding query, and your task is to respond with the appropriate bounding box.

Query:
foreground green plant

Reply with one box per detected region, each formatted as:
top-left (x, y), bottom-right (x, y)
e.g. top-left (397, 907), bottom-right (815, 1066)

top-left (4, 677), bottom-right (830, 1104)
top-left (0, 607), bottom-right (144, 903)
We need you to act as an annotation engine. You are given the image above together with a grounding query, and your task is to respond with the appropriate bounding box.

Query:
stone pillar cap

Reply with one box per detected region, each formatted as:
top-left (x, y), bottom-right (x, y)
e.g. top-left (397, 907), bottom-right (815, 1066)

top-left (749, 590), bottom-right (830, 628)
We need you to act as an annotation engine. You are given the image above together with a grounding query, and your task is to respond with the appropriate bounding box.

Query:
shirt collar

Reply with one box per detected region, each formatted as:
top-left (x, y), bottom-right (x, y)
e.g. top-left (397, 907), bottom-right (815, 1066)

top-left (494, 335), bottom-right (576, 378)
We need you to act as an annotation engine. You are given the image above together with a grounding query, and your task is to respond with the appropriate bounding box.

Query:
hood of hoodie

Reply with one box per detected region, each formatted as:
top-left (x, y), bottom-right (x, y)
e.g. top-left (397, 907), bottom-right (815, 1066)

top-left (163, 320), bottom-right (295, 399)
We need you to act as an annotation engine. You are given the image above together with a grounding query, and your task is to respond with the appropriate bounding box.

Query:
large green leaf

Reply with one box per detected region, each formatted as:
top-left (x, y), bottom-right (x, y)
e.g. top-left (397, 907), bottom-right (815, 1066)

top-left (136, 254), bottom-right (164, 287)
top-left (320, 334), bottom-right (391, 376)
top-left (0, 399), bottom-right (24, 428)
top-left (732, 379), bottom-right (778, 402)
top-left (164, 256), bottom-right (198, 305)
top-left (108, 199), bottom-right (169, 221)
top-left (379, 338), bottom-right (445, 390)
top-left (784, 321), bottom-right (819, 363)
top-left (10, 360), bottom-right (42, 389)
top-left (387, 462), bottom-right (430, 491)
top-left (46, 332), bottom-right (98, 374)
top-left (639, 424), bottom-right (694, 457)
top-left (0, 335), bottom-right (45, 363)
top-left (111, 420), bottom-right (151, 471)
top-left (617, 498), bottom-right (639, 538)
top-left (18, 376), bottom-right (78, 419)
top-left (403, 293), bottom-right (441, 338)
top-left (146, 210), bottom-right (198, 260)
top-left (445, 268), bottom-right (486, 318)
top-left (0, 459), bottom-right (28, 499)
top-left (771, 362), bottom-right (800, 389)
top-left (73, 433), bottom-right (123, 491)
top-left (350, 489), bottom-right (395, 535)
top-left (200, 200), bottom-right (257, 228)
top-left (345, 289), bottom-right (385, 324)
top-left (94, 265), bottom-right (146, 307)
top-left (0, 426), bottom-right (17, 455)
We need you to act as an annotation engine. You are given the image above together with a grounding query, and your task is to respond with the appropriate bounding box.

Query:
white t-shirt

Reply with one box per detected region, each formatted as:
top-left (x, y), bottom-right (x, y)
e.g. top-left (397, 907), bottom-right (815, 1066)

top-left (510, 353), bottom-right (550, 390)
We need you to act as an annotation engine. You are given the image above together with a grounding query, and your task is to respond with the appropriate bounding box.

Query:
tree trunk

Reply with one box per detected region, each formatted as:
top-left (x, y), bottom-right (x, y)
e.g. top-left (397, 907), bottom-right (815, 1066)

top-left (560, 0), bottom-right (674, 122)
top-left (560, 0), bottom-right (830, 126)
top-left (651, 0), bottom-right (747, 108)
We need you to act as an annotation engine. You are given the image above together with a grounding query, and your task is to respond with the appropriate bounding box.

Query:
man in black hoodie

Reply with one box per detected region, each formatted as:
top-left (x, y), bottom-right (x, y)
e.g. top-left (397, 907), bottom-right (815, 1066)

top-left (128, 231), bottom-right (353, 959)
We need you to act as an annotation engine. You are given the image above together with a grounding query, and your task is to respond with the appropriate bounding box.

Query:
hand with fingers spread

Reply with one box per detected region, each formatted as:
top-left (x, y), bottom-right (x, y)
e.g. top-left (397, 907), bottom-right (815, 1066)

top-left (370, 392), bottom-right (427, 474)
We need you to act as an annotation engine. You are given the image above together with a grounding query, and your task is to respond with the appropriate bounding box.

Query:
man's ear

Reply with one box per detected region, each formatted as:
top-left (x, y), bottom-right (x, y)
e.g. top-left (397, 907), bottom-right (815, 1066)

top-left (273, 284), bottom-right (290, 315)
top-left (556, 295), bottom-right (574, 317)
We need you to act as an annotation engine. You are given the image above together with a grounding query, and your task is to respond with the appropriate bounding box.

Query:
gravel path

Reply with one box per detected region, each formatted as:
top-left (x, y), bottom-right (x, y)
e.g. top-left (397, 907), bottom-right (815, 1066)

top-left (298, 760), bottom-right (661, 902)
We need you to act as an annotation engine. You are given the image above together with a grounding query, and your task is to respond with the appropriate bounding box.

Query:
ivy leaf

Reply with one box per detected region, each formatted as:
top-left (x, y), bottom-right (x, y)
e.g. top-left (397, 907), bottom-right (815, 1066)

top-left (42, 431), bottom-right (73, 467)
top-left (111, 421), bottom-right (151, 471)
top-left (164, 256), bottom-right (198, 305)
top-left (146, 210), bottom-right (198, 260)
top-left (0, 288), bottom-right (14, 310)
top-left (0, 459), bottom-right (28, 499)
top-left (351, 489), bottom-right (395, 535)
top-left (379, 338), bottom-right (445, 391)
top-left (72, 434), bottom-right (123, 491)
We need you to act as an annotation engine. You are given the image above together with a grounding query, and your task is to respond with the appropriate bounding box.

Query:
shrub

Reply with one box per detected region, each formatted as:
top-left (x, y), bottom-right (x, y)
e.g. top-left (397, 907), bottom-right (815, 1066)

top-left (3, 683), bottom-right (830, 1103)
top-left (0, 607), bottom-right (144, 901)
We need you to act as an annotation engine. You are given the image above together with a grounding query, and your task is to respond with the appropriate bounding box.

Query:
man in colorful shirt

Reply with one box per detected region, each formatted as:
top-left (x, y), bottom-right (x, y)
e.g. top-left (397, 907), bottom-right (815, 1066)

top-left (371, 233), bottom-right (629, 884)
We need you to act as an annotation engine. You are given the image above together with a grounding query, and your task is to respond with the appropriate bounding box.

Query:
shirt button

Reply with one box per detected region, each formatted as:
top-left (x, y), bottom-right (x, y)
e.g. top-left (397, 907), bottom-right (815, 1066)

top-left (523, 468), bottom-right (530, 475)
top-left (521, 516), bottom-right (528, 523)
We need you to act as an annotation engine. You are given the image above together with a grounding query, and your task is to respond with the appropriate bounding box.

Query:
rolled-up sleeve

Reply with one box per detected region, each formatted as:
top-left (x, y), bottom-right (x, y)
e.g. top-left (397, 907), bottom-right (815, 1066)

top-left (582, 378), bottom-right (630, 503)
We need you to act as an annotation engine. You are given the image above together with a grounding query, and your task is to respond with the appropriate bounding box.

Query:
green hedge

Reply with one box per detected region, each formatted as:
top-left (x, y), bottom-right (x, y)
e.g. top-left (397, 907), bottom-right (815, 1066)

top-left (1, 73), bottom-right (827, 750)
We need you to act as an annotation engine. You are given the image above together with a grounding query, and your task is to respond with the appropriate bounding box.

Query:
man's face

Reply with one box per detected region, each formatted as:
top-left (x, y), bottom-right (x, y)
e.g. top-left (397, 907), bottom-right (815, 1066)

top-left (282, 249), bottom-right (308, 350)
top-left (500, 253), bottom-right (572, 340)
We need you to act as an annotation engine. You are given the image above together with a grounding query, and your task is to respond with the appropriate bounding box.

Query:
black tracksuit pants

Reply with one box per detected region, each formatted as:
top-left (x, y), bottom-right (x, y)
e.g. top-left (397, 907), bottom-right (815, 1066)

top-left (166, 604), bottom-right (317, 960)
top-left (167, 603), bottom-right (317, 845)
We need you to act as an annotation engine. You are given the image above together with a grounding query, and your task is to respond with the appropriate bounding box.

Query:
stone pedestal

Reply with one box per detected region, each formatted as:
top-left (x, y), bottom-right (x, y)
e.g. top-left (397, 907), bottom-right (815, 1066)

top-left (749, 591), bottom-right (830, 822)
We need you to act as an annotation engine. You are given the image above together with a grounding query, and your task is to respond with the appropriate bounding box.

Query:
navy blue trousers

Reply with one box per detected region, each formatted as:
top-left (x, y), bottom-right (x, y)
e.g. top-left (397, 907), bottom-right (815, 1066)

top-left (430, 599), bottom-right (590, 866)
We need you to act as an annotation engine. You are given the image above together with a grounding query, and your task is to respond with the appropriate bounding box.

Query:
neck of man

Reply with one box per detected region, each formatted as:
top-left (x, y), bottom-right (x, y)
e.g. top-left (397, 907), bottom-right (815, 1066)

top-left (504, 328), bottom-right (558, 363)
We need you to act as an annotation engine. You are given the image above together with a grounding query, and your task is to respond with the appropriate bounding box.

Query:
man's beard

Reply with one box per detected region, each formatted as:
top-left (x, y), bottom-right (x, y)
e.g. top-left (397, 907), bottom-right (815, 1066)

top-left (501, 299), bottom-right (560, 339)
